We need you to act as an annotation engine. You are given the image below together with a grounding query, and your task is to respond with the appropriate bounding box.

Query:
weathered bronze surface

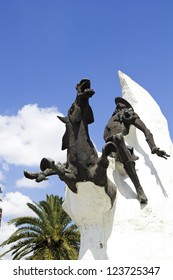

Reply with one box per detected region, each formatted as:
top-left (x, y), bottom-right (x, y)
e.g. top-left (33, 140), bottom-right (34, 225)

top-left (104, 97), bottom-right (170, 203)
top-left (24, 79), bottom-right (116, 205)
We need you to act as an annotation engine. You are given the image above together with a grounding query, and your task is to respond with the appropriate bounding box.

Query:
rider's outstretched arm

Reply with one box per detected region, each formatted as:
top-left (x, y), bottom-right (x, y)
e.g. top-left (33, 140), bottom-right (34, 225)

top-left (133, 117), bottom-right (170, 159)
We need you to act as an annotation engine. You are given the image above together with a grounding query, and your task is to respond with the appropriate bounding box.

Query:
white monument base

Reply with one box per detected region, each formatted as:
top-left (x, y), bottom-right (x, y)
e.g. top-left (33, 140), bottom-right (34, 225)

top-left (63, 71), bottom-right (173, 260)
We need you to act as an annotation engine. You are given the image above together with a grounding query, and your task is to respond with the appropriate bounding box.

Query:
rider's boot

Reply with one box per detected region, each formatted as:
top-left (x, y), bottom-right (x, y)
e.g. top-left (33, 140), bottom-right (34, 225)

top-left (124, 160), bottom-right (148, 204)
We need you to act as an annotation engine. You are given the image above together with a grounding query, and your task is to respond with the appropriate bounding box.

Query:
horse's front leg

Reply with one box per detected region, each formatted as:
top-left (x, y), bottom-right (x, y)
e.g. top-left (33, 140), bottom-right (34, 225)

top-left (40, 158), bottom-right (78, 193)
top-left (24, 168), bottom-right (57, 182)
top-left (24, 157), bottom-right (64, 182)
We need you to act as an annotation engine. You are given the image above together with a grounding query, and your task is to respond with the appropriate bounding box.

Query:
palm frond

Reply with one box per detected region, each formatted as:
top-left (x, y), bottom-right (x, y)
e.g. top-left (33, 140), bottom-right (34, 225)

top-left (0, 194), bottom-right (80, 260)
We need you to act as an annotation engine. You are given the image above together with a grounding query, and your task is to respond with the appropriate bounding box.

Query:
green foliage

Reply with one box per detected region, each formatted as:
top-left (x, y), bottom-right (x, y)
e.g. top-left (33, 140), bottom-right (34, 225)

top-left (0, 195), bottom-right (80, 260)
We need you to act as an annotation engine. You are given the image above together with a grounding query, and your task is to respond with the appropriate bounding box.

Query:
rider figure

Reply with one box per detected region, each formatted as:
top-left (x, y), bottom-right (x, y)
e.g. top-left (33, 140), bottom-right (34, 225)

top-left (104, 97), bottom-right (169, 203)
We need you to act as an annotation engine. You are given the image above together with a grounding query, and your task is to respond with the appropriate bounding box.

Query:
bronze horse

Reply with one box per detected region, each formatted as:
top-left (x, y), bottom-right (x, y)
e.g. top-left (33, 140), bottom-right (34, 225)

top-left (24, 79), bottom-right (116, 205)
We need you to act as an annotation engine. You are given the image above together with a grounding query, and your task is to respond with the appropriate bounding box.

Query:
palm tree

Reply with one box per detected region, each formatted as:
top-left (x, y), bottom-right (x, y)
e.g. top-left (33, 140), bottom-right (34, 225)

top-left (0, 194), bottom-right (80, 260)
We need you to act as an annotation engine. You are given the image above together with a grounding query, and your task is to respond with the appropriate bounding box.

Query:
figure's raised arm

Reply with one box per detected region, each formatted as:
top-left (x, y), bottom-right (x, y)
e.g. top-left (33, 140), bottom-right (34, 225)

top-left (133, 117), bottom-right (170, 159)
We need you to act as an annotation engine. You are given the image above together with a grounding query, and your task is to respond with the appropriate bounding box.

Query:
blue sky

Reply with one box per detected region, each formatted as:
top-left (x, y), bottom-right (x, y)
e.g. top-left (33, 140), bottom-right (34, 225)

top-left (0, 0), bottom-right (173, 247)
top-left (0, 1), bottom-right (172, 140)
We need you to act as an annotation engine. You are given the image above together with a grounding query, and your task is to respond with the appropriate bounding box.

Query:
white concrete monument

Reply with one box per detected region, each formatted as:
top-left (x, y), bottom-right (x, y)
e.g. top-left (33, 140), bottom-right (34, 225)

top-left (63, 71), bottom-right (173, 260)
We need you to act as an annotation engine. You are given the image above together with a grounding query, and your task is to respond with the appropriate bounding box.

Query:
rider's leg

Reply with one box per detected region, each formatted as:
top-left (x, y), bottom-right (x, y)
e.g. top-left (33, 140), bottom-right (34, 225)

top-left (112, 134), bottom-right (148, 204)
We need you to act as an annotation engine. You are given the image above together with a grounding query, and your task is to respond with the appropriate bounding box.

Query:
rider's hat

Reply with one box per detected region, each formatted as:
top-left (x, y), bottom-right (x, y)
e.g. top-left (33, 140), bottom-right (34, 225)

top-left (115, 97), bottom-right (133, 109)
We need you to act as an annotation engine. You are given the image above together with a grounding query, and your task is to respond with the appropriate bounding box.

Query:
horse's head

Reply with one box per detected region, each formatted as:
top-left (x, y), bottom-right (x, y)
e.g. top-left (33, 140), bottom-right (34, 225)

top-left (76, 79), bottom-right (95, 99)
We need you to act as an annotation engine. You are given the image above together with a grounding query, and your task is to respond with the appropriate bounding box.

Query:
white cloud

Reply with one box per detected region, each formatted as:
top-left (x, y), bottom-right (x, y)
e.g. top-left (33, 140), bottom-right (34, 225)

top-left (2, 191), bottom-right (35, 219)
top-left (16, 176), bottom-right (49, 189)
top-left (0, 162), bottom-right (9, 181)
top-left (0, 104), bottom-right (66, 167)
top-left (0, 170), bottom-right (5, 181)
top-left (2, 162), bottom-right (9, 172)
top-left (0, 192), bottom-right (37, 260)
top-left (0, 192), bottom-right (36, 259)
top-left (0, 223), bottom-right (16, 260)
top-left (0, 223), bottom-right (16, 242)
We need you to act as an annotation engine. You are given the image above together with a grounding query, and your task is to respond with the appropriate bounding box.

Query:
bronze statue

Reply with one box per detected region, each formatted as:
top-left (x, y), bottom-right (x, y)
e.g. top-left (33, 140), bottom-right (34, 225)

top-left (103, 97), bottom-right (170, 204)
top-left (24, 79), bottom-right (116, 205)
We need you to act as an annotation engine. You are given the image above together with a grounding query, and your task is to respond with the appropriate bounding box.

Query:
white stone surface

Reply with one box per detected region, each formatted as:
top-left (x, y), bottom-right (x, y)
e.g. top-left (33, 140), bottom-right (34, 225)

top-left (63, 181), bottom-right (113, 259)
top-left (62, 71), bottom-right (173, 260)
